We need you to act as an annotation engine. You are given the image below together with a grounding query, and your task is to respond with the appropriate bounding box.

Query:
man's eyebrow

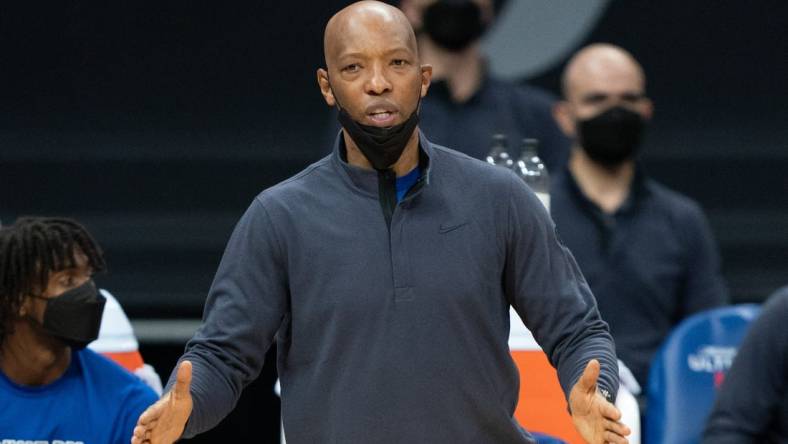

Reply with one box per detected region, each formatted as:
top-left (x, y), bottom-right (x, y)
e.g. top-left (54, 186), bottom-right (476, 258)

top-left (56, 265), bottom-right (91, 275)
top-left (337, 51), bottom-right (365, 60)
top-left (49, 270), bottom-right (72, 279)
top-left (338, 47), bottom-right (412, 59)
top-left (384, 46), bottom-right (412, 54)
top-left (580, 92), bottom-right (609, 100)
top-left (622, 91), bottom-right (646, 99)
top-left (580, 90), bottom-right (645, 101)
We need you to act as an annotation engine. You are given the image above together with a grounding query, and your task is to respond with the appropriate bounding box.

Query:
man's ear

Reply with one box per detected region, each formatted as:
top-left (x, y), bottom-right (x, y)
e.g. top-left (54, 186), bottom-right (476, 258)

top-left (641, 97), bottom-right (654, 121)
top-left (553, 101), bottom-right (577, 138)
top-left (317, 68), bottom-right (336, 107)
top-left (18, 296), bottom-right (31, 317)
top-left (420, 64), bottom-right (433, 98)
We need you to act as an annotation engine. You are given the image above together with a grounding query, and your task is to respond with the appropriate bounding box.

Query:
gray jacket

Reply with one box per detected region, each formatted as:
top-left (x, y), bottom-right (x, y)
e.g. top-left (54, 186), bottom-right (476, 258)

top-left (174, 132), bottom-right (619, 443)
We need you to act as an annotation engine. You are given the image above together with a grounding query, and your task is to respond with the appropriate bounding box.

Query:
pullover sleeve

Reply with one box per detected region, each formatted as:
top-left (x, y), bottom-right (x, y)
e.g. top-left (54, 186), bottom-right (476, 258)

top-left (169, 197), bottom-right (289, 437)
top-left (503, 173), bottom-right (619, 402)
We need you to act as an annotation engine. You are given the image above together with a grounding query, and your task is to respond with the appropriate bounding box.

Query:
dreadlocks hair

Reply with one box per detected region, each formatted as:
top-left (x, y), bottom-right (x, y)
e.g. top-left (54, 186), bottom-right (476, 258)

top-left (0, 217), bottom-right (106, 345)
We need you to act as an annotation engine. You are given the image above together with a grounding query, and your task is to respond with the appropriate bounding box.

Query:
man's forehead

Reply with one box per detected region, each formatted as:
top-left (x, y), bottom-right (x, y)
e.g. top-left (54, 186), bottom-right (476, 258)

top-left (47, 250), bottom-right (88, 272)
top-left (578, 69), bottom-right (642, 91)
top-left (324, 2), bottom-right (417, 65)
top-left (569, 59), bottom-right (644, 98)
top-left (72, 249), bottom-right (90, 265)
top-left (334, 24), bottom-right (414, 58)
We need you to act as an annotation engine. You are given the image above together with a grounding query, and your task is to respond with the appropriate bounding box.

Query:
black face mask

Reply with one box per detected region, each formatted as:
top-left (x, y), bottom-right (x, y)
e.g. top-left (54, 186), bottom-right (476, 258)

top-left (577, 106), bottom-right (646, 166)
top-left (30, 279), bottom-right (106, 350)
top-left (330, 76), bottom-right (421, 171)
top-left (422, 0), bottom-right (487, 52)
top-left (336, 107), bottom-right (419, 171)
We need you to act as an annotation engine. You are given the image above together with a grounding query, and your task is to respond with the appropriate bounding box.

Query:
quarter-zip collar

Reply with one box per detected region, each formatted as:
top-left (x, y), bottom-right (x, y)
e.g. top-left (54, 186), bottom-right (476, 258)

top-left (330, 129), bottom-right (434, 201)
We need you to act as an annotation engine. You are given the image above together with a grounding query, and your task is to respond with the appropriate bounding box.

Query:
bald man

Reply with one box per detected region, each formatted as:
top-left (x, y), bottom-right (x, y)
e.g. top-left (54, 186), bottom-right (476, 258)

top-left (552, 44), bottom-right (728, 396)
top-left (133, 4), bottom-right (627, 443)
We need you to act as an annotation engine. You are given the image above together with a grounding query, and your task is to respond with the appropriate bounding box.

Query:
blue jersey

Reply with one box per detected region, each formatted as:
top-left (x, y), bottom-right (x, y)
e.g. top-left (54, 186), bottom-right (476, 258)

top-left (0, 348), bottom-right (158, 444)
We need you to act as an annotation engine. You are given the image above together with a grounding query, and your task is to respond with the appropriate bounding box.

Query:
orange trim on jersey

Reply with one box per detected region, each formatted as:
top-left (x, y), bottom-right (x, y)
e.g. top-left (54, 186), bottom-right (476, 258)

top-left (101, 350), bottom-right (145, 372)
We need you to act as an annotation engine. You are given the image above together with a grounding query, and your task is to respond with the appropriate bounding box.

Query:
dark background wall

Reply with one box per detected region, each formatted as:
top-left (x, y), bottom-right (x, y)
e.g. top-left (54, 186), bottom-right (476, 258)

top-left (1, 1), bottom-right (786, 441)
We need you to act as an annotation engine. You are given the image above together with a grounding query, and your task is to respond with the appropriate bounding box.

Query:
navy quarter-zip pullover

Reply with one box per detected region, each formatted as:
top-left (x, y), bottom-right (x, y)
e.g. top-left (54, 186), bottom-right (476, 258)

top-left (175, 132), bottom-right (618, 443)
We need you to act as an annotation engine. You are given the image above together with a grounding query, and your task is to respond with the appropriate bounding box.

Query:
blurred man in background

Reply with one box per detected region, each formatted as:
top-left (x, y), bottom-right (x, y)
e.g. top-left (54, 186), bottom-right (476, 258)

top-left (0, 217), bottom-right (157, 443)
top-left (703, 286), bottom-right (788, 443)
top-left (398, 0), bottom-right (569, 170)
top-left (551, 44), bottom-right (729, 402)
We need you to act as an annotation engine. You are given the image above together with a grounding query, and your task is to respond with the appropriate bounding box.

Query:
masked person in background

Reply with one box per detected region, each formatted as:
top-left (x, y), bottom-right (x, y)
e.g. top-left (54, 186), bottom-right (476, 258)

top-left (0, 217), bottom-right (158, 443)
top-left (398, 0), bottom-right (570, 171)
top-left (551, 44), bottom-right (729, 408)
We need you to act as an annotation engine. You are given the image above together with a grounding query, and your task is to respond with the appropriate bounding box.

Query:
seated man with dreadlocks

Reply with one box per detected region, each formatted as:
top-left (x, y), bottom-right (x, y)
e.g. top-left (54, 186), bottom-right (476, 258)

top-left (0, 217), bottom-right (158, 443)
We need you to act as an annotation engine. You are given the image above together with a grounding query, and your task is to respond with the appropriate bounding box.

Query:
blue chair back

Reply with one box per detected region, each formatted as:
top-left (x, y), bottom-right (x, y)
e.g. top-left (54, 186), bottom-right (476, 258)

top-left (645, 304), bottom-right (760, 444)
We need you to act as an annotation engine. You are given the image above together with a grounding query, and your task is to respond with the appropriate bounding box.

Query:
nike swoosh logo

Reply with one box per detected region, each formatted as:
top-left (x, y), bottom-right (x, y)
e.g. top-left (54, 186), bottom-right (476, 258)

top-left (439, 222), bottom-right (468, 234)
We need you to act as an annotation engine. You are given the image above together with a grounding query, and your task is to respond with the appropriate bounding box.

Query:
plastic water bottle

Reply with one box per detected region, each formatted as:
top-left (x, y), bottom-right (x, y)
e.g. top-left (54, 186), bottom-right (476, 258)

top-left (485, 134), bottom-right (514, 168)
top-left (513, 138), bottom-right (550, 211)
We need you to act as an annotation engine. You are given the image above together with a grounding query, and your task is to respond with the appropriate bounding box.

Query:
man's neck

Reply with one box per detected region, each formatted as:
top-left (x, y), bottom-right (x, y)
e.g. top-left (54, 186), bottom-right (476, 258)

top-left (419, 36), bottom-right (483, 103)
top-left (344, 129), bottom-right (420, 177)
top-left (569, 147), bottom-right (635, 214)
top-left (0, 323), bottom-right (71, 386)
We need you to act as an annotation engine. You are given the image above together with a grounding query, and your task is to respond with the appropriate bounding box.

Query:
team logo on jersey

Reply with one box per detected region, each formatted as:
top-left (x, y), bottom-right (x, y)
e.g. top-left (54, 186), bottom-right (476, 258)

top-left (687, 345), bottom-right (738, 387)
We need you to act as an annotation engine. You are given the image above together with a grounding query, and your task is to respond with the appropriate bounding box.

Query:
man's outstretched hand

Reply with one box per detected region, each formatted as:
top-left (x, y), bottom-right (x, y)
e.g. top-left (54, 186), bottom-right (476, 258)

top-left (131, 360), bottom-right (193, 444)
top-left (568, 359), bottom-right (630, 444)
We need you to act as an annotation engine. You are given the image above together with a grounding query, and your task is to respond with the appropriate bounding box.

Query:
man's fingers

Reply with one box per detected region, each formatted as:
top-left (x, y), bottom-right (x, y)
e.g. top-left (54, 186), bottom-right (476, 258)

top-left (600, 398), bottom-right (622, 421)
top-left (137, 399), bottom-right (167, 426)
top-left (578, 358), bottom-right (600, 393)
top-left (173, 360), bottom-right (193, 401)
top-left (133, 361), bottom-right (191, 444)
top-left (605, 418), bottom-right (630, 437)
top-left (604, 429), bottom-right (630, 443)
top-left (133, 424), bottom-right (147, 438)
top-left (131, 424), bottom-right (152, 444)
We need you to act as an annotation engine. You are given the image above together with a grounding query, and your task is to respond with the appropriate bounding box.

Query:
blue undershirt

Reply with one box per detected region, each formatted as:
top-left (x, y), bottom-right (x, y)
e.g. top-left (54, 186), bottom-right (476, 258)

top-left (396, 166), bottom-right (420, 202)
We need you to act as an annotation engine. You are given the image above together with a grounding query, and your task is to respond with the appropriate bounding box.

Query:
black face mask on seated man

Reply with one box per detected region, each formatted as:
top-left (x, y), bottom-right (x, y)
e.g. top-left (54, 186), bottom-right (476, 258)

top-left (577, 105), bottom-right (646, 166)
top-left (28, 279), bottom-right (106, 350)
top-left (422, 0), bottom-right (487, 52)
